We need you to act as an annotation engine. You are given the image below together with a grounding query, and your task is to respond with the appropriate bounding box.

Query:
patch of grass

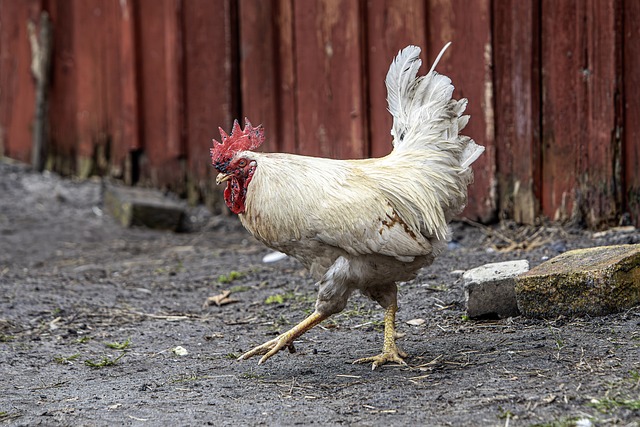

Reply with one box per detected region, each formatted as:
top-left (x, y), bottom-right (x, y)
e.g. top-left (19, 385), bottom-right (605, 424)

top-left (171, 373), bottom-right (210, 383)
top-left (240, 371), bottom-right (264, 380)
top-left (589, 397), bottom-right (640, 413)
top-left (461, 314), bottom-right (470, 322)
top-left (218, 271), bottom-right (244, 284)
top-left (224, 353), bottom-right (239, 360)
top-left (229, 284), bottom-right (252, 293)
top-left (547, 324), bottom-right (565, 359)
top-left (497, 408), bottom-right (514, 420)
top-left (0, 334), bottom-right (15, 342)
top-left (105, 338), bottom-right (131, 350)
top-left (75, 336), bottom-right (92, 344)
top-left (54, 353), bottom-right (80, 364)
top-left (84, 352), bottom-right (126, 368)
top-left (265, 291), bottom-right (296, 305)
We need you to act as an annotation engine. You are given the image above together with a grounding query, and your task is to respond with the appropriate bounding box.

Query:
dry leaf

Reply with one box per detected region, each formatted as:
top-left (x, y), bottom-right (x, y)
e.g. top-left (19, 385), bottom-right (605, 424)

top-left (406, 318), bottom-right (426, 326)
top-left (203, 290), bottom-right (239, 307)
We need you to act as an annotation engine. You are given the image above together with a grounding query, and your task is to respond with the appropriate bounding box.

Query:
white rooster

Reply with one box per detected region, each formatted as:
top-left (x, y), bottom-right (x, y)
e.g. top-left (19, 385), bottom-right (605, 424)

top-left (211, 43), bottom-right (484, 369)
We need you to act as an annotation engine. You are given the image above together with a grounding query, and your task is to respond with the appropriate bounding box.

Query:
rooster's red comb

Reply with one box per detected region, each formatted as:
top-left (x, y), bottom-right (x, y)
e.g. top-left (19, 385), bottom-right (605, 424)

top-left (210, 118), bottom-right (264, 169)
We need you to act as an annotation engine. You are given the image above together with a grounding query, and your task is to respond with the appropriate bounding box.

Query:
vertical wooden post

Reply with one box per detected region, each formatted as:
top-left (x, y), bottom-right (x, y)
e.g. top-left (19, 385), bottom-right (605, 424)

top-left (117, 0), bottom-right (140, 184)
top-left (293, 0), bottom-right (366, 159)
top-left (541, 0), bottom-right (622, 226)
top-left (365, 0), bottom-right (427, 158)
top-left (624, 0), bottom-right (640, 225)
top-left (427, 0), bottom-right (497, 222)
top-left (493, 0), bottom-right (541, 224)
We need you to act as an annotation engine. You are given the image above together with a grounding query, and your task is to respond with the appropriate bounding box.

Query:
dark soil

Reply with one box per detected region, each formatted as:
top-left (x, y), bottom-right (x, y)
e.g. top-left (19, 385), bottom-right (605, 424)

top-left (1, 159), bottom-right (639, 427)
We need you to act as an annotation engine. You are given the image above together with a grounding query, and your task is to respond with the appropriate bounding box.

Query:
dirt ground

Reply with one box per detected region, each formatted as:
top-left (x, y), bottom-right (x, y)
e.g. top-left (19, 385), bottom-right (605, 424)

top-left (1, 158), bottom-right (639, 427)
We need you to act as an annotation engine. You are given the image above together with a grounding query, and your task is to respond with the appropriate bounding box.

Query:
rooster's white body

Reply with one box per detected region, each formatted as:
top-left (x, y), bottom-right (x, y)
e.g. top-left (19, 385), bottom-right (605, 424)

top-left (212, 44), bottom-right (484, 367)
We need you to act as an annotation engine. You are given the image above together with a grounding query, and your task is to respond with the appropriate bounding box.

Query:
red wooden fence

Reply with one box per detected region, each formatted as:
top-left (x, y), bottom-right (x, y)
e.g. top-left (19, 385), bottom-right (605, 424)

top-left (1, 0), bottom-right (638, 227)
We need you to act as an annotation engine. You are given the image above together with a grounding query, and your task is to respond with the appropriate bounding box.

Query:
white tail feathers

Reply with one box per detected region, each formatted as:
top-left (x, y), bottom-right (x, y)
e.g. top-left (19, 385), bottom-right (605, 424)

top-left (385, 43), bottom-right (484, 171)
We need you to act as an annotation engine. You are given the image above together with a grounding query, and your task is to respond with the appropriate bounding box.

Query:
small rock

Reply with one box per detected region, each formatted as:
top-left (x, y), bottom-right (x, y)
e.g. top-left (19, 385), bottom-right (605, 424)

top-left (103, 185), bottom-right (186, 231)
top-left (515, 244), bottom-right (640, 318)
top-left (172, 346), bottom-right (189, 356)
top-left (463, 260), bottom-right (529, 319)
top-left (406, 318), bottom-right (426, 326)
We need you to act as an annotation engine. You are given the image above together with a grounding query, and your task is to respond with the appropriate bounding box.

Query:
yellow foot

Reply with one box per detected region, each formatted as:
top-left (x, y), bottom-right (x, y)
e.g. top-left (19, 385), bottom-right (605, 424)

top-left (237, 334), bottom-right (296, 365)
top-left (353, 346), bottom-right (408, 370)
top-left (237, 311), bottom-right (327, 365)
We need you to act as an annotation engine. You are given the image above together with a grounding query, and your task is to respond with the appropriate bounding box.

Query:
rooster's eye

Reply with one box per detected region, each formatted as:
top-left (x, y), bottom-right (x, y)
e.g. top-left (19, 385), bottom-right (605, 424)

top-left (237, 159), bottom-right (247, 167)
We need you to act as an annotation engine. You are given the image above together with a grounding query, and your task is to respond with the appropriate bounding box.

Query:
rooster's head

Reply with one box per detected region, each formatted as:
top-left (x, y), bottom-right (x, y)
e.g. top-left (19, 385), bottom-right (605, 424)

top-left (211, 118), bottom-right (264, 214)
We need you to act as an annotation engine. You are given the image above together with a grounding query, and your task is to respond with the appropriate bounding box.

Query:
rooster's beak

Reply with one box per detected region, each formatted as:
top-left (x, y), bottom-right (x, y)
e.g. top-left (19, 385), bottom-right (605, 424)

top-left (216, 173), bottom-right (232, 185)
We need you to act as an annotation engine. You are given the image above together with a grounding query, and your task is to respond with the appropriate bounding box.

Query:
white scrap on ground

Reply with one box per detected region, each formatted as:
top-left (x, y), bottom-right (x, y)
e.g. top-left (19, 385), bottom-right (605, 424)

top-left (262, 251), bottom-right (288, 263)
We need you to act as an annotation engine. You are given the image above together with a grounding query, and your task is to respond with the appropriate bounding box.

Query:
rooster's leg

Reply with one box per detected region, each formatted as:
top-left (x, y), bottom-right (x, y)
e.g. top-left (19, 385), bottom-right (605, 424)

top-left (238, 311), bottom-right (328, 364)
top-left (353, 303), bottom-right (407, 370)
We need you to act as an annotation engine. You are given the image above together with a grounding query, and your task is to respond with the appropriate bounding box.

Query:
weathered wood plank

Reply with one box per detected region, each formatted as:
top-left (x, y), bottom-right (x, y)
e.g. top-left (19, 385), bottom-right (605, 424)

top-left (135, 0), bottom-right (184, 189)
top-left (273, 0), bottom-right (297, 155)
top-left (541, 0), bottom-right (621, 226)
top-left (114, 0), bottom-right (140, 183)
top-left (239, 0), bottom-right (278, 153)
top-left (365, 0), bottom-right (427, 158)
top-left (493, 0), bottom-right (541, 224)
top-left (182, 0), bottom-right (237, 206)
top-left (238, 0), bottom-right (297, 155)
top-left (427, 0), bottom-right (496, 222)
top-left (624, 0), bottom-right (640, 225)
top-left (580, 0), bottom-right (623, 227)
top-left (541, 0), bottom-right (581, 222)
top-left (293, 0), bottom-right (366, 159)
top-left (0, 0), bottom-right (40, 163)
top-left (164, 0), bottom-right (184, 161)
top-left (73, 0), bottom-right (107, 177)
top-left (47, 0), bottom-right (78, 174)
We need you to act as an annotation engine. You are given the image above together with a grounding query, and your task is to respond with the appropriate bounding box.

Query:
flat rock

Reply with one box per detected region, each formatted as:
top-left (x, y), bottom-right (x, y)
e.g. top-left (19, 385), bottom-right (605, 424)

top-left (515, 244), bottom-right (640, 318)
top-left (104, 185), bottom-right (186, 231)
top-left (463, 260), bottom-right (529, 319)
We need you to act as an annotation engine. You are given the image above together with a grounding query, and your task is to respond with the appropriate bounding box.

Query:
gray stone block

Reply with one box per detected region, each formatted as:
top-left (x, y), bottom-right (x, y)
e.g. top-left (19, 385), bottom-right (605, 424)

top-left (463, 260), bottom-right (530, 319)
top-left (104, 185), bottom-right (186, 231)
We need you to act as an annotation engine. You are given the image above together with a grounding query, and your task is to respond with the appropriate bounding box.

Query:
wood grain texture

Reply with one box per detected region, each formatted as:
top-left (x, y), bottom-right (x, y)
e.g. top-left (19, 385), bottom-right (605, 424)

top-left (541, 0), bottom-right (621, 226)
top-left (293, 0), bottom-right (366, 159)
top-left (0, 0), bottom-right (41, 163)
top-left (47, 0), bottom-right (78, 174)
top-left (182, 0), bottom-right (237, 205)
top-left (427, 0), bottom-right (497, 222)
top-left (493, 0), bottom-right (541, 224)
top-left (624, 0), bottom-right (640, 225)
top-left (0, 0), bottom-right (638, 226)
top-left (365, 0), bottom-right (427, 158)
top-left (115, 0), bottom-right (140, 183)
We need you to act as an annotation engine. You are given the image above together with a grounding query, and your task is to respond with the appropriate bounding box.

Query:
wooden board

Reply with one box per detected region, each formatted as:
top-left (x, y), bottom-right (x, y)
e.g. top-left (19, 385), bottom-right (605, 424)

top-left (47, 0), bottom-right (78, 174)
top-left (292, 0), bottom-right (366, 159)
top-left (114, 0), bottom-right (140, 183)
top-left (135, 0), bottom-right (184, 189)
top-left (541, 0), bottom-right (621, 226)
top-left (0, 0), bottom-right (40, 163)
top-left (365, 0), bottom-right (427, 158)
top-left (493, 0), bottom-right (541, 224)
top-left (238, 0), bottom-right (278, 153)
top-left (624, 0), bottom-right (640, 225)
top-left (182, 0), bottom-right (237, 205)
top-left (427, 0), bottom-right (496, 222)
